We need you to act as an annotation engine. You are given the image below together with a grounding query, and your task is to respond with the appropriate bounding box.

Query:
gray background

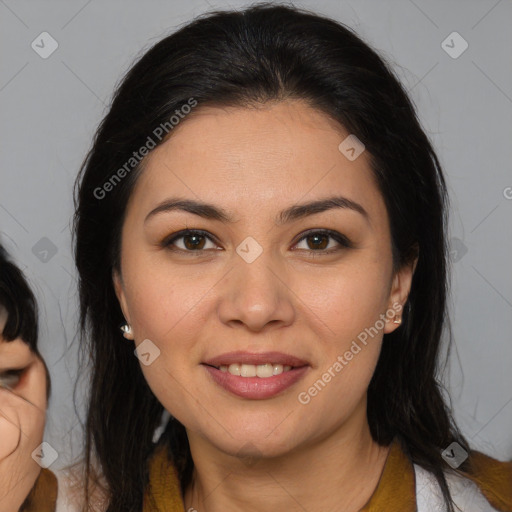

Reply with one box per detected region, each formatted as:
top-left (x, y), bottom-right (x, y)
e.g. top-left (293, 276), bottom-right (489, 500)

top-left (1, 0), bottom-right (511, 470)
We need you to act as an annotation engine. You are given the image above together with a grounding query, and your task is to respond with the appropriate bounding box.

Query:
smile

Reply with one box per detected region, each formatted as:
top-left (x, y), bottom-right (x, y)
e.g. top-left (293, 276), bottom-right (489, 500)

top-left (217, 363), bottom-right (293, 378)
top-left (202, 351), bottom-right (310, 399)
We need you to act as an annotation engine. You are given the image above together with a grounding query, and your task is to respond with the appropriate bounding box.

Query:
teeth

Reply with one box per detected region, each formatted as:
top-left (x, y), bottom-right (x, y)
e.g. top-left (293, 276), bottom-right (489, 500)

top-left (218, 363), bottom-right (295, 378)
top-left (228, 363), bottom-right (241, 376)
top-left (240, 364), bottom-right (256, 377)
top-left (257, 363), bottom-right (274, 378)
top-left (273, 364), bottom-right (283, 375)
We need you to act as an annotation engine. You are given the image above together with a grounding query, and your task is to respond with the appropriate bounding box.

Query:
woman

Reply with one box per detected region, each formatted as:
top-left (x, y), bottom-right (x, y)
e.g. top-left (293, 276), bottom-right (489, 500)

top-left (0, 244), bottom-right (57, 511)
top-left (71, 3), bottom-right (512, 511)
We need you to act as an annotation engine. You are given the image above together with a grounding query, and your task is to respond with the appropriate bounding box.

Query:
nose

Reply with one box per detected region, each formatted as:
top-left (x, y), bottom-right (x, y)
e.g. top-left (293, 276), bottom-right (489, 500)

top-left (217, 253), bottom-right (295, 333)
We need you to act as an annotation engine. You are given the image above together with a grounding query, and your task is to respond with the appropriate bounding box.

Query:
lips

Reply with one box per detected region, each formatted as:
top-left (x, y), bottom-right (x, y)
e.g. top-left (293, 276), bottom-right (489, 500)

top-left (202, 351), bottom-right (310, 399)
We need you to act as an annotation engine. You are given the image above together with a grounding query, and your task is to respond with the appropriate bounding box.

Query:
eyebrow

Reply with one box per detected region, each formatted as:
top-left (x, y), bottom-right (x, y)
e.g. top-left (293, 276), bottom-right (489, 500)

top-left (144, 195), bottom-right (369, 225)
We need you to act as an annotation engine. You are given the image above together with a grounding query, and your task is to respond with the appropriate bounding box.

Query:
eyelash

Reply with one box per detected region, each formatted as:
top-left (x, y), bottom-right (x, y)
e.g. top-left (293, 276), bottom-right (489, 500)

top-left (161, 229), bottom-right (353, 257)
top-left (0, 368), bottom-right (24, 390)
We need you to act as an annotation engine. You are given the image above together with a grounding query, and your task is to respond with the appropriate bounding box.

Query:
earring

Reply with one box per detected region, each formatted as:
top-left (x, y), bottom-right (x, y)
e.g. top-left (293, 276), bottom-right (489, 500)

top-left (120, 323), bottom-right (133, 339)
top-left (393, 316), bottom-right (402, 325)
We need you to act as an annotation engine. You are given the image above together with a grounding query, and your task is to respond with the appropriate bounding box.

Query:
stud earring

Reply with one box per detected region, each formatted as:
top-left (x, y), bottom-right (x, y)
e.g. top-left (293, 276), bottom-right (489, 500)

top-left (393, 316), bottom-right (402, 325)
top-left (120, 323), bottom-right (133, 339)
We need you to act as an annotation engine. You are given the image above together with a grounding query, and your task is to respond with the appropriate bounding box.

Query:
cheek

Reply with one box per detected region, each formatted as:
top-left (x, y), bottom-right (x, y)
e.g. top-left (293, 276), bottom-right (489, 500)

top-left (124, 269), bottom-right (214, 411)
top-left (295, 344), bottom-right (381, 441)
top-left (0, 403), bottom-right (20, 459)
top-left (308, 258), bottom-right (391, 342)
top-left (126, 267), bottom-right (212, 350)
top-left (294, 260), bottom-right (389, 412)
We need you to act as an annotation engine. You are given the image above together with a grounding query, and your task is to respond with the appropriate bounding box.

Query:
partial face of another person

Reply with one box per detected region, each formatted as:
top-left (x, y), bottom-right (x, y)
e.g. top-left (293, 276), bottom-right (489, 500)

top-left (114, 100), bottom-right (415, 459)
top-left (0, 305), bottom-right (47, 511)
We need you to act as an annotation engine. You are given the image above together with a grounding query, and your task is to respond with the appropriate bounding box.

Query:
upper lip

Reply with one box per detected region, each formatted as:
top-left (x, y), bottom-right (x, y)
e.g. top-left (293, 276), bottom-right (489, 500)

top-left (203, 351), bottom-right (309, 368)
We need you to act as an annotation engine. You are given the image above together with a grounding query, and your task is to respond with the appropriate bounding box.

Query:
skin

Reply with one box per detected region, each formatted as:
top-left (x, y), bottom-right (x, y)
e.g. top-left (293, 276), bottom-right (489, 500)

top-left (113, 100), bottom-right (417, 512)
top-left (0, 306), bottom-right (47, 512)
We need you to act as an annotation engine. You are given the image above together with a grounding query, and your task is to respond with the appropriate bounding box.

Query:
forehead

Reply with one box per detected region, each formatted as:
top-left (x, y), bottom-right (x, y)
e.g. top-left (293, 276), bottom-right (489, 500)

top-left (127, 100), bottom-right (386, 223)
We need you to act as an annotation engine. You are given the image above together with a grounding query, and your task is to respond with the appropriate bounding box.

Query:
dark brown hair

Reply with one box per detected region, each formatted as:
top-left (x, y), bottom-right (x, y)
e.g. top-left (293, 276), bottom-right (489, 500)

top-left (73, 3), bottom-right (474, 510)
top-left (0, 243), bottom-right (51, 400)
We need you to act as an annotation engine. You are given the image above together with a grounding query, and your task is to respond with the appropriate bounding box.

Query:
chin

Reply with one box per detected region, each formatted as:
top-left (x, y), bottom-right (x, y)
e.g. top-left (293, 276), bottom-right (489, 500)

top-left (226, 439), bottom-right (293, 464)
top-left (207, 422), bottom-right (305, 462)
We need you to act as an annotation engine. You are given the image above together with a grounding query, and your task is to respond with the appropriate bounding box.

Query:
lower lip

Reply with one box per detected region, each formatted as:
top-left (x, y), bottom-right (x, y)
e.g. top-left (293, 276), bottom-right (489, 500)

top-left (202, 364), bottom-right (309, 399)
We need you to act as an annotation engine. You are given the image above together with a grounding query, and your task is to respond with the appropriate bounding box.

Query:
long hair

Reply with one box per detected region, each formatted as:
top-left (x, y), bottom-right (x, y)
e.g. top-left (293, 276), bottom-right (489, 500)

top-left (72, 3), bottom-right (473, 510)
top-left (0, 243), bottom-right (51, 399)
top-left (0, 245), bottom-right (39, 352)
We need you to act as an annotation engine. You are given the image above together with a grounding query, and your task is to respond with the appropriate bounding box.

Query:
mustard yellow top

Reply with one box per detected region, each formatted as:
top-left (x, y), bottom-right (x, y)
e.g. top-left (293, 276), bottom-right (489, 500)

top-left (141, 438), bottom-right (512, 512)
top-left (25, 438), bottom-right (512, 511)
top-left (22, 467), bottom-right (58, 511)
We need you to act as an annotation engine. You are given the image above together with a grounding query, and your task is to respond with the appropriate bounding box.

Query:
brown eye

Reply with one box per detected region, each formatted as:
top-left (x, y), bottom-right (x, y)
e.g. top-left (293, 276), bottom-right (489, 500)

top-left (304, 233), bottom-right (329, 250)
top-left (0, 369), bottom-right (24, 390)
top-left (293, 229), bottom-right (353, 254)
top-left (182, 233), bottom-right (207, 250)
top-left (162, 229), bottom-right (219, 253)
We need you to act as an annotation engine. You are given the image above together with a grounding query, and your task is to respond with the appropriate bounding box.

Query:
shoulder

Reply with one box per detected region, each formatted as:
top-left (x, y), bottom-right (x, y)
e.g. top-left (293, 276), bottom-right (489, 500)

top-left (53, 466), bottom-right (82, 512)
top-left (52, 459), bottom-right (109, 512)
top-left (144, 442), bottom-right (185, 511)
top-left (21, 468), bottom-right (59, 512)
top-left (464, 449), bottom-right (512, 510)
top-left (415, 463), bottom-right (498, 511)
top-left (53, 443), bottom-right (183, 512)
top-left (414, 450), bottom-right (512, 512)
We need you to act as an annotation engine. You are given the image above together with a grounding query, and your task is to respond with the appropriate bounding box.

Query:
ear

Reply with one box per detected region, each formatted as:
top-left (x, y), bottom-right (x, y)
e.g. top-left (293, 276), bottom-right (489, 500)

top-left (112, 269), bottom-right (133, 338)
top-left (383, 249), bottom-right (418, 334)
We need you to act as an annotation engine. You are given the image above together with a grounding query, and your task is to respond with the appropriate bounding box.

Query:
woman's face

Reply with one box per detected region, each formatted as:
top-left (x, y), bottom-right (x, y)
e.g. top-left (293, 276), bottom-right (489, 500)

top-left (0, 306), bottom-right (47, 509)
top-left (114, 100), bottom-right (415, 459)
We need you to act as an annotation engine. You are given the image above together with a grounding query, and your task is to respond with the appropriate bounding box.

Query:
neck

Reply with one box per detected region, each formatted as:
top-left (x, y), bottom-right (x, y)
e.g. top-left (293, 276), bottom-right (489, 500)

top-left (183, 408), bottom-right (390, 512)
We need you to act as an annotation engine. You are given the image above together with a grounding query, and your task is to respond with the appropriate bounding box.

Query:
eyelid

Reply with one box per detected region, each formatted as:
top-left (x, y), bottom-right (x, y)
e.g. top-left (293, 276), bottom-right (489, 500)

top-left (161, 229), bottom-right (220, 250)
top-left (293, 228), bottom-right (353, 250)
top-left (162, 228), bottom-right (353, 253)
top-left (0, 368), bottom-right (25, 390)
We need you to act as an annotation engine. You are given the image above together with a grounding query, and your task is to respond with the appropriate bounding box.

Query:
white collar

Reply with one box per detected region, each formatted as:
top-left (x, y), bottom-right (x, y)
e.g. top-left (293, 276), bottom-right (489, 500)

top-left (414, 463), bottom-right (499, 512)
